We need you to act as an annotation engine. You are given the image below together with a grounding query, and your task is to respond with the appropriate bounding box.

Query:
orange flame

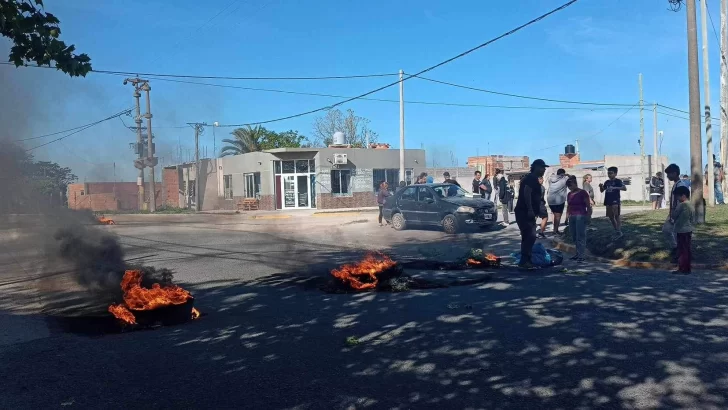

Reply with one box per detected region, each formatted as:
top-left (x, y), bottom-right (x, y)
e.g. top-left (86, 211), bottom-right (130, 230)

top-left (191, 307), bottom-right (201, 320)
top-left (108, 270), bottom-right (198, 325)
top-left (331, 253), bottom-right (396, 290)
top-left (98, 216), bottom-right (115, 225)
top-left (108, 304), bottom-right (136, 325)
top-left (485, 253), bottom-right (498, 262)
top-left (466, 258), bottom-right (482, 266)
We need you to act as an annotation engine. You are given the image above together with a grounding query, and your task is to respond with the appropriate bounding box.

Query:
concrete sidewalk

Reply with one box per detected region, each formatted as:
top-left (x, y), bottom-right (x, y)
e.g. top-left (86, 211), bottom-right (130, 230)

top-left (201, 207), bottom-right (379, 219)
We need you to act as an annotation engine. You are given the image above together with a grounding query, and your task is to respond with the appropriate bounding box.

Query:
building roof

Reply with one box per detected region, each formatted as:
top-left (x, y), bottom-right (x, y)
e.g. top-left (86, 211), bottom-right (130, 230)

top-left (263, 148), bottom-right (321, 153)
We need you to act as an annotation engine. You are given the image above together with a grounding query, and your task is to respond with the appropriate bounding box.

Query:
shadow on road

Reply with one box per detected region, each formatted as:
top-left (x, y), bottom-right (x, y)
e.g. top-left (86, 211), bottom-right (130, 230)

top-left (1, 227), bottom-right (728, 408)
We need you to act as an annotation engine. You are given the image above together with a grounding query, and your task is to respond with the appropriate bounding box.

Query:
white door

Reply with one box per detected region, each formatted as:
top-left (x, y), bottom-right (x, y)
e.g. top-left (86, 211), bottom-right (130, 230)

top-left (283, 175), bottom-right (296, 209)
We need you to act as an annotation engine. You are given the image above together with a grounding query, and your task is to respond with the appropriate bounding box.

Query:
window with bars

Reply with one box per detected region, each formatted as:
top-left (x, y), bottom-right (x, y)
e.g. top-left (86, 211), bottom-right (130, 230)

top-left (223, 175), bottom-right (233, 199)
top-left (331, 169), bottom-right (351, 195)
top-left (373, 168), bottom-right (413, 190)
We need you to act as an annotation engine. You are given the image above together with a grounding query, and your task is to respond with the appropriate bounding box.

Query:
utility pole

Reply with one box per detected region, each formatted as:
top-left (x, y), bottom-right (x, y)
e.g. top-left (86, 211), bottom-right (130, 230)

top-left (639, 74), bottom-right (646, 206)
top-left (653, 103), bottom-right (660, 177)
top-left (399, 70), bottom-right (405, 184)
top-left (142, 82), bottom-right (157, 212)
top-left (701, 0), bottom-right (715, 206)
top-left (125, 78), bottom-right (146, 210)
top-left (722, 0), bottom-right (728, 197)
top-left (687, 0), bottom-right (706, 222)
top-left (188, 123), bottom-right (206, 211)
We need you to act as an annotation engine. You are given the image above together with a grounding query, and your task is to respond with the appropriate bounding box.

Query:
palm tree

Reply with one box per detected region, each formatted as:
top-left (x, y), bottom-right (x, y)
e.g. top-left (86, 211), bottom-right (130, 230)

top-left (220, 125), bottom-right (266, 157)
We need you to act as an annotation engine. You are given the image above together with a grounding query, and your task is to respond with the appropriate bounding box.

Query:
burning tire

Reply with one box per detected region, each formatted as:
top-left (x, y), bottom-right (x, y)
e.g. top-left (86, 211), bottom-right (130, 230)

top-left (391, 213), bottom-right (406, 231)
top-left (442, 214), bottom-right (459, 234)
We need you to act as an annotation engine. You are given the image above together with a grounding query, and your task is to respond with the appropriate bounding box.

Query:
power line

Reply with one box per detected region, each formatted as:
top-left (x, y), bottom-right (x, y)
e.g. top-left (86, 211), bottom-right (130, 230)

top-left (25, 108), bottom-right (133, 152)
top-left (141, 73), bottom-right (634, 112)
top-left (215, 0), bottom-right (581, 127)
top-left (0, 61), bottom-right (399, 81)
top-left (534, 104), bottom-right (639, 152)
top-left (12, 108), bottom-right (132, 142)
top-left (409, 74), bottom-right (635, 107)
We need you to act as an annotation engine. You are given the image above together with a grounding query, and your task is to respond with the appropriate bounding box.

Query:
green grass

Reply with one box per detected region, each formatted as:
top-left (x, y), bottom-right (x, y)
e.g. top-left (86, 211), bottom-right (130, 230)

top-left (565, 205), bottom-right (728, 266)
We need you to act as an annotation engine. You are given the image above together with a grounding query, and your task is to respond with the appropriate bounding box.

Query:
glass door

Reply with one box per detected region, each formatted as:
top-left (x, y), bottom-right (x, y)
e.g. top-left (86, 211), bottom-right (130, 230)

top-left (283, 175), bottom-right (296, 209)
top-left (297, 175), bottom-right (309, 208)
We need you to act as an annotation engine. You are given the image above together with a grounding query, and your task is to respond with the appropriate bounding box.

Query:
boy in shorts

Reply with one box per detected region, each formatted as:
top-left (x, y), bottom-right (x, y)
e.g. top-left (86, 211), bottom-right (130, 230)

top-left (599, 166), bottom-right (626, 239)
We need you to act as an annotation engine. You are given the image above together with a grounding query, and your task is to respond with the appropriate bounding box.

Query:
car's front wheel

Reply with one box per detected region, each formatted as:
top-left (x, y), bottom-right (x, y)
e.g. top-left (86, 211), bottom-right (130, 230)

top-left (442, 214), bottom-right (459, 234)
top-left (391, 212), bottom-right (407, 231)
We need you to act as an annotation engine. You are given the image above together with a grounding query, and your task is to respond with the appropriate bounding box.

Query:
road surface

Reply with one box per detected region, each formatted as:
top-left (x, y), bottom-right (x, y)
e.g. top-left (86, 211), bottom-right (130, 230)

top-left (2, 207), bottom-right (727, 409)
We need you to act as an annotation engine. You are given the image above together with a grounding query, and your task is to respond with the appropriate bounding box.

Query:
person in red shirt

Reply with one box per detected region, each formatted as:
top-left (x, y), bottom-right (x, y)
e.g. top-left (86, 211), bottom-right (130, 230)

top-left (566, 176), bottom-right (592, 262)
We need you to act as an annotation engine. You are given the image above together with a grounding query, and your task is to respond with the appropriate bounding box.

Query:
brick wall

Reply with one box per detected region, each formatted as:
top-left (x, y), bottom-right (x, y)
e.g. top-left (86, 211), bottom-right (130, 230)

top-left (162, 167), bottom-right (180, 208)
top-left (467, 155), bottom-right (530, 176)
top-left (559, 154), bottom-right (580, 169)
top-left (67, 182), bottom-right (162, 211)
top-left (316, 191), bottom-right (377, 209)
top-left (69, 193), bottom-right (119, 211)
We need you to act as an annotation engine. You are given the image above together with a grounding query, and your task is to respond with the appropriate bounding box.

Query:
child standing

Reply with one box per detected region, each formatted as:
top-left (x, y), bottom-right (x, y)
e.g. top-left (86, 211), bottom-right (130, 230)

top-left (566, 176), bottom-right (592, 262)
top-left (671, 186), bottom-right (694, 274)
top-left (599, 166), bottom-right (627, 239)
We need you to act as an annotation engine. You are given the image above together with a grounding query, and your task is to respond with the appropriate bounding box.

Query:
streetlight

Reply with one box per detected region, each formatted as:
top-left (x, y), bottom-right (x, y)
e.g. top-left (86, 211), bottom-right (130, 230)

top-left (213, 121), bottom-right (219, 158)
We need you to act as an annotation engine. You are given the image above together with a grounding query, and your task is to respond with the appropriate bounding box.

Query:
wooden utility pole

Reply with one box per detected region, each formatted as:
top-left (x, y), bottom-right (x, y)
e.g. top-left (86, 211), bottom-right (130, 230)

top-left (639, 74), bottom-right (647, 206)
top-left (700, 0), bottom-right (715, 206)
top-left (686, 0), bottom-right (706, 222)
top-left (722, 0), bottom-right (728, 196)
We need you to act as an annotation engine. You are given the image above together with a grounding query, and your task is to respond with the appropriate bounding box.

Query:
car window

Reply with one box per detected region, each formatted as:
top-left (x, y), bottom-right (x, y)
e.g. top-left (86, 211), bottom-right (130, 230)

top-left (418, 187), bottom-right (434, 202)
top-left (400, 187), bottom-right (417, 201)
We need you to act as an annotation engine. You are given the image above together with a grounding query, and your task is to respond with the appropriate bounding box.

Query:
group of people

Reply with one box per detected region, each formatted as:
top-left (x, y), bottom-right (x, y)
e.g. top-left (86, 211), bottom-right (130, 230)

top-left (513, 159), bottom-right (695, 273)
top-left (470, 170), bottom-right (515, 225)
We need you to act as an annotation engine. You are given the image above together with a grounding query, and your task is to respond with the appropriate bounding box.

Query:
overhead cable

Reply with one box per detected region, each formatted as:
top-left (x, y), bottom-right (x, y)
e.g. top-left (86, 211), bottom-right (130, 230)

top-left (214, 0), bottom-right (581, 127)
top-left (25, 108), bottom-right (133, 152)
top-left (0, 61), bottom-right (399, 81)
top-left (408, 74), bottom-right (635, 107)
top-left (143, 74), bottom-right (633, 112)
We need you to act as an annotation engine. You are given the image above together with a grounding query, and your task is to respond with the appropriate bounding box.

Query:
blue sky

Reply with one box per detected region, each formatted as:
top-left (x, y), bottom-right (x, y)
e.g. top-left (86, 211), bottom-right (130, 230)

top-left (0, 0), bottom-right (721, 181)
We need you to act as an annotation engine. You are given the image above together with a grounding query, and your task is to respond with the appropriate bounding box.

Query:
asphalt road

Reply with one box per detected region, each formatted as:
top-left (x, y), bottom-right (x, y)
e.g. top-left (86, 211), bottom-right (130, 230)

top-left (2, 208), bottom-right (727, 409)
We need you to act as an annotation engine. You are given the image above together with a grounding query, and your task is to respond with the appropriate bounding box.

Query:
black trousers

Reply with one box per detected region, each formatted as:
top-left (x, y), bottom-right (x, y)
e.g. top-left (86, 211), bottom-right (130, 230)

top-left (378, 206), bottom-right (383, 224)
top-left (516, 216), bottom-right (537, 265)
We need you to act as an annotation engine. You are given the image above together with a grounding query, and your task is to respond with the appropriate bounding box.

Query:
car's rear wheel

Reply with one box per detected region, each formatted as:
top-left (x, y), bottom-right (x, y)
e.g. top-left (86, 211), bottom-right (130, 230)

top-left (442, 214), bottom-right (459, 234)
top-left (391, 213), bottom-right (407, 231)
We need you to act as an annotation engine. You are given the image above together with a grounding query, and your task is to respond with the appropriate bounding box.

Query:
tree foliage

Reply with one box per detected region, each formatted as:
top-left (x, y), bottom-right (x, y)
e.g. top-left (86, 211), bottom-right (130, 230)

top-left (0, 0), bottom-right (92, 76)
top-left (312, 108), bottom-right (378, 148)
top-left (220, 126), bottom-right (307, 156)
top-left (30, 160), bottom-right (77, 196)
top-left (0, 142), bottom-right (77, 212)
top-left (259, 129), bottom-right (306, 150)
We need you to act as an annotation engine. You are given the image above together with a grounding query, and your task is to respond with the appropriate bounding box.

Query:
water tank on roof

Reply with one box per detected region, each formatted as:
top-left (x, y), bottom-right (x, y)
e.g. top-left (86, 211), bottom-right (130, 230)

top-left (565, 144), bottom-right (576, 155)
top-left (333, 131), bottom-right (345, 145)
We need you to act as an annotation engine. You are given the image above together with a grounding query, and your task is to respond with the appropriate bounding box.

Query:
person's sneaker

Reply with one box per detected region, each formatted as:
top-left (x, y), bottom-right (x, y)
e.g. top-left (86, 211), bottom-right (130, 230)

top-left (518, 262), bottom-right (538, 270)
top-left (671, 270), bottom-right (691, 275)
top-left (537, 232), bottom-right (546, 239)
top-left (612, 232), bottom-right (624, 240)
top-left (569, 255), bottom-right (579, 261)
top-left (575, 257), bottom-right (586, 263)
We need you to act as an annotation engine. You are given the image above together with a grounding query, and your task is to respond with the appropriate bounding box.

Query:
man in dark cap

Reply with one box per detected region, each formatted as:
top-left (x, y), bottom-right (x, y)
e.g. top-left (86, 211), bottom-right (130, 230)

top-left (515, 159), bottom-right (547, 269)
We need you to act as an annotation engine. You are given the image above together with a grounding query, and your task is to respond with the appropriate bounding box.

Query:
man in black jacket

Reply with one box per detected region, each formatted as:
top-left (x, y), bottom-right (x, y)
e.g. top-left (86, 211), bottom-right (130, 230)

top-left (515, 159), bottom-right (547, 269)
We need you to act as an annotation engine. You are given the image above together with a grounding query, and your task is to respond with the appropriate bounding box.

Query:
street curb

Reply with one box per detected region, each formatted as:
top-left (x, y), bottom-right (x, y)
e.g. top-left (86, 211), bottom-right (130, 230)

top-left (312, 208), bottom-right (378, 215)
top-left (549, 238), bottom-right (728, 271)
